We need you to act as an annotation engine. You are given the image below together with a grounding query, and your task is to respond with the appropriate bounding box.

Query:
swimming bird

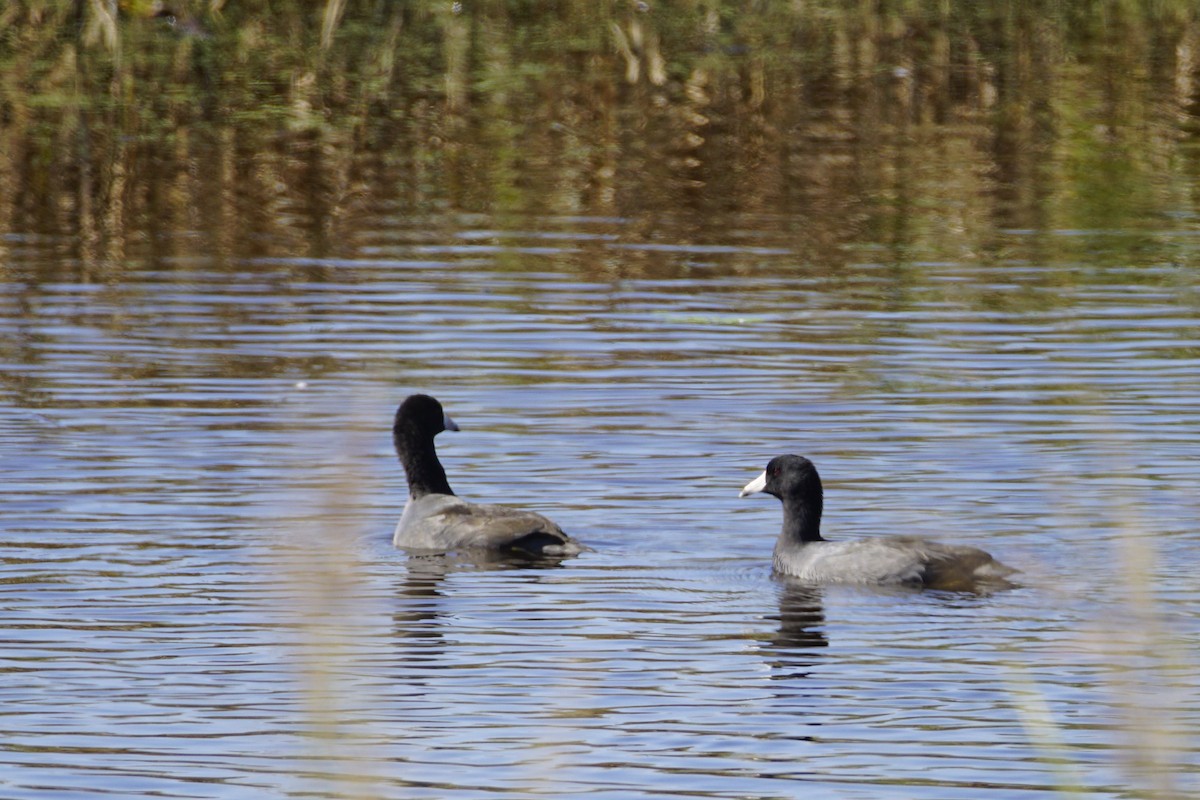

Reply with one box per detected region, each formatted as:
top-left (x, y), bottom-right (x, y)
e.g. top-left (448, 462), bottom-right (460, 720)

top-left (739, 455), bottom-right (1015, 590)
top-left (392, 394), bottom-right (583, 557)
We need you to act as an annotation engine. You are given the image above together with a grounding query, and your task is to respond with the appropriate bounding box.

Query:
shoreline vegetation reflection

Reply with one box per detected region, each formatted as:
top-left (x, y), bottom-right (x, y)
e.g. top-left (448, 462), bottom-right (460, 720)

top-left (2, 2), bottom-right (1199, 275)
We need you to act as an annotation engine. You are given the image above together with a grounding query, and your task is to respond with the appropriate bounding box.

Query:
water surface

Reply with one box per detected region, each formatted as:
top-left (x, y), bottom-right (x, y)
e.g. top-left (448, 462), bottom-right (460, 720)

top-left (3, 217), bottom-right (1198, 799)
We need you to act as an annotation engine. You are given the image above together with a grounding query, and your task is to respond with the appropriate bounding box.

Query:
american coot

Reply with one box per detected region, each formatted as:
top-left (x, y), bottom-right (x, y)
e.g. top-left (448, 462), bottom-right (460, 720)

top-left (740, 455), bottom-right (1016, 590)
top-left (392, 394), bottom-right (584, 557)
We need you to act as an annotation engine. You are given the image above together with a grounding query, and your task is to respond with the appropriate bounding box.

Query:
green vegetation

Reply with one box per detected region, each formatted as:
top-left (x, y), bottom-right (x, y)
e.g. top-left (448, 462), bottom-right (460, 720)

top-left (1, 1), bottom-right (1198, 271)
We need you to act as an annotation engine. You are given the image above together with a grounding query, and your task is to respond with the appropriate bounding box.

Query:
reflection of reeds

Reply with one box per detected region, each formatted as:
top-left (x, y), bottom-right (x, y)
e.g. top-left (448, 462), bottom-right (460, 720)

top-left (3, 4), bottom-right (1198, 273)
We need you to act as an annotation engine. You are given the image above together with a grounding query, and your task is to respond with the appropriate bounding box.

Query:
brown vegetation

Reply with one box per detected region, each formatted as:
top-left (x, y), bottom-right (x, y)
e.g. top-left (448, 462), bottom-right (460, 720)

top-left (1, 1), bottom-right (1198, 274)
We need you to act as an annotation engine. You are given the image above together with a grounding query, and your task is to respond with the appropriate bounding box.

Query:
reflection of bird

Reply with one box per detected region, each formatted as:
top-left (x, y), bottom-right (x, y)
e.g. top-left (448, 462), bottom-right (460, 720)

top-left (758, 581), bottom-right (827, 680)
top-left (771, 581), bottom-right (828, 651)
top-left (740, 455), bottom-right (1016, 591)
top-left (391, 395), bottom-right (584, 557)
top-left (392, 555), bottom-right (450, 645)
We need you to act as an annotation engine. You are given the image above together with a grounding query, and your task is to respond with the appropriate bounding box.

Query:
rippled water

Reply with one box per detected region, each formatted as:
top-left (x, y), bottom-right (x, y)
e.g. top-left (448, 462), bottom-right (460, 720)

top-left (3, 217), bottom-right (1199, 799)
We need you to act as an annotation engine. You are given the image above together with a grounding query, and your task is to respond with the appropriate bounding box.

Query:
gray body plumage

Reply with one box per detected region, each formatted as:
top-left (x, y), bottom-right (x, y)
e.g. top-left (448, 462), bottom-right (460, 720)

top-left (742, 454), bottom-right (1015, 590)
top-left (394, 492), bottom-right (582, 556)
top-left (772, 535), bottom-right (1014, 589)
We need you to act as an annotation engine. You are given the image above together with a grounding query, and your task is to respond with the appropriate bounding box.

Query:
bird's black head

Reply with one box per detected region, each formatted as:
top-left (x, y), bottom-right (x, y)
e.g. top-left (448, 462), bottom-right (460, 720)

top-left (394, 393), bottom-right (460, 437)
top-left (741, 454), bottom-right (822, 503)
top-left (740, 454), bottom-right (825, 542)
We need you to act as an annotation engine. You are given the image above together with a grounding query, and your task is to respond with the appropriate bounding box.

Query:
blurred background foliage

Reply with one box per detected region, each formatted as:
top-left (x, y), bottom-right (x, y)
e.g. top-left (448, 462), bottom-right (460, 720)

top-left (1, 0), bottom-right (1199, 272)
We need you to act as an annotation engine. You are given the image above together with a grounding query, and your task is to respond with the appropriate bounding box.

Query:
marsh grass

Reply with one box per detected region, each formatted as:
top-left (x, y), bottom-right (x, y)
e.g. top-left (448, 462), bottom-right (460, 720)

top-left (281, 387), bottom-right (393, 799)
top-left (1006, 458), bottom-right (1195, 800)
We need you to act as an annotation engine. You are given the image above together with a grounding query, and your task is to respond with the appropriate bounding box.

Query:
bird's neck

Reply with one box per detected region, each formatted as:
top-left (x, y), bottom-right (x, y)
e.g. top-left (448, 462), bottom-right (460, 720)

top-left (780, 495), bottom-right (825, 543)
top-left (395, 427), bottom-right (454, 498)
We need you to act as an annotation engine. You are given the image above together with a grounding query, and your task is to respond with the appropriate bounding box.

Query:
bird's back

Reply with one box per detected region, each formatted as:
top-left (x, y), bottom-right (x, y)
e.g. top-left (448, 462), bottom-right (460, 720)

top-left (774, 535), bottom-right (1015, 590)
top-left (394, 493), bottom-right (581, 556)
